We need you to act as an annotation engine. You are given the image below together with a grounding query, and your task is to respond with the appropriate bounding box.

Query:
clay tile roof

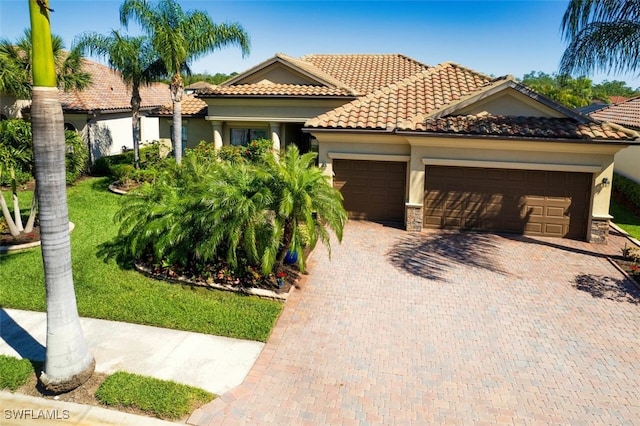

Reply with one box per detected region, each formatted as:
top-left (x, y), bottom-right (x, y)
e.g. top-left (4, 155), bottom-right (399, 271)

top-left (59, 59), bottom-right (171, 112)
top-left (408, 115), bottom-right (637, 141)
top-left (198, 83), bottom-right (351, 97)
top-left (305, 62), bottom-right (492, 130)
top-left (186, 81), bottom-right (217, 91)
top-left (154, 93), bottom-right (207, 116)
top-left (589, 96), bottom-right (640, 130)
top-left (302, 53), bottom-right (430, 95)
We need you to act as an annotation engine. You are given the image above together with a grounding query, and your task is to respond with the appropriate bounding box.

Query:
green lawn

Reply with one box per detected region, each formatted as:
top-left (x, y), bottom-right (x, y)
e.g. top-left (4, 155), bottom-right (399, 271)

top-left (610, 199), bottom-right (640, 241)
top-left (0, 178), bottom-right (282, 342)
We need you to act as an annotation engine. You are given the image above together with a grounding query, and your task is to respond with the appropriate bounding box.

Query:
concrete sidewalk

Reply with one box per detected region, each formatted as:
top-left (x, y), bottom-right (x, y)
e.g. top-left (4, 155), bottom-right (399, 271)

top-left (0, 308), bottom-right (265, 424)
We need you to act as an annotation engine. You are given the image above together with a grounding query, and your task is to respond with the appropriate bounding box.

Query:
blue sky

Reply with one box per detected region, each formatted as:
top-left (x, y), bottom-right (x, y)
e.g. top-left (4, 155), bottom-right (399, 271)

top-left (1, 0), bottom-right (639, 88)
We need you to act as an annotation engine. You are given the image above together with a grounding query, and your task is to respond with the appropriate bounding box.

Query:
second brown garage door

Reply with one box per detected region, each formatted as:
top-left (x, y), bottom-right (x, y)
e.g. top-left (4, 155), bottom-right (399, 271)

top-left (333, 159), bottom-right (406, 223)
top-left (424, 166), bottom-right (591, 239)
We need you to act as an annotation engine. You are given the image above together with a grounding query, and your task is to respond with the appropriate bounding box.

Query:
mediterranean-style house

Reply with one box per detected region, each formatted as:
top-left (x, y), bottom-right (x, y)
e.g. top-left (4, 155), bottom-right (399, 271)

top-left (158, 53), bottom-right (638, 244)
top-left (587, 96), bottom-right (640, 184)
top-left (1, 58), bottom-right (171, 161)
top-left (3, 52), bottom-right (637, 243)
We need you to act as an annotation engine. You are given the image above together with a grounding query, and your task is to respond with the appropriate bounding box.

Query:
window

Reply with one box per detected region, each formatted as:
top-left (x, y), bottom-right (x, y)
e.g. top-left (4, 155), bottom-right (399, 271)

top-left (230, 128), bottom-right (268, 146)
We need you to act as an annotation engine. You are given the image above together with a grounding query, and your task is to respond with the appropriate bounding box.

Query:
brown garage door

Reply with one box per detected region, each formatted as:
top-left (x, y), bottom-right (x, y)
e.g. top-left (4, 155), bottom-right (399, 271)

top-left (333, 159), bottom-right (406, 223)
top-left (424, 166), bottom-right (591, 239)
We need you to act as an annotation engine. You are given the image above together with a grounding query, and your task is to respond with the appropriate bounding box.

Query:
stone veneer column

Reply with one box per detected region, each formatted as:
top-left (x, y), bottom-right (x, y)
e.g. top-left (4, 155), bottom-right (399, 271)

top-left (405, 203), bottom-right (423, 232)
top-left (590, 217), bottom-right (610, 244)
top-left (211, 121), bottom-right (223, 149)
top-left (270, 122), bottom-right (282, 154)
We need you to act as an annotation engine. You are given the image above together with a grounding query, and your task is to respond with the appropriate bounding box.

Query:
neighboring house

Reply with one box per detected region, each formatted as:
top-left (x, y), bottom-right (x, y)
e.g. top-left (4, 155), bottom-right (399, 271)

top-left (57, 59), bottom-right (171, 161)
top-left (152, 53), bottom-right (638, 243)
top-left (588, 96), bottom-right (640, 185)
top-left (2, 58), bottom-right (172, 161)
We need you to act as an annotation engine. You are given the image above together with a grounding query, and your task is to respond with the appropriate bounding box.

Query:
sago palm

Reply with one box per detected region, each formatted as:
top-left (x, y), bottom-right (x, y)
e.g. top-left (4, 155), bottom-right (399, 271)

top-left (560, 0), bottom-right (640, 77)
top-left (74, 31), bottom-right (165, 168)
top-left (29, 0), bottom-right (94, 393)
top-left (267, 146), bottom-right (348, 274)
top-left (120, 0), bottom-right (250, 164)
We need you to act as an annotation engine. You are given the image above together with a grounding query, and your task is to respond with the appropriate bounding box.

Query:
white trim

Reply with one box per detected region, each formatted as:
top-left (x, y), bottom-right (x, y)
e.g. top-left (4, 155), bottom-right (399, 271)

top-left (592, 214), bottom-right (614, 220)
top-left (405, 203), bottom-right (423, 208)
top-left (206, 116), bottom-right (309, 123)
top-left (329, 152), bottom-right (411, 162)
top-left (421, 158), bottom-right (602, 173)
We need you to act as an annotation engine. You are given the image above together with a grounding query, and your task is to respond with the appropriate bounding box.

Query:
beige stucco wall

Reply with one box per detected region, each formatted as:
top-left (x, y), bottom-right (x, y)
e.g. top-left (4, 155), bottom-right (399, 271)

top-left (457, 89), bottom-right (565, 118)
top-left (0, 95), bottom-right (29, 119)
top-left (238, 64), bottom-right (318, 85)
top-left (158, 117), bottom-right (212, 150)
top-left (614, 146), bottom-right (640, 184)
top-left (206, 98), bottom-right (347, 123)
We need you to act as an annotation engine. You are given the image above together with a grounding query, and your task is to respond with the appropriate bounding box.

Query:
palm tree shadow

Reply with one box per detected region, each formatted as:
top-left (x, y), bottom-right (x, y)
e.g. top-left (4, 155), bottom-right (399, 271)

top-left (96, 235), bottom-right (135, 269)
top-left (387, 231), bottom-right (508, 281)
top-left (0, 308), bottom-right (45, 362)
top-left (573, 274), bottom-right (640, 304)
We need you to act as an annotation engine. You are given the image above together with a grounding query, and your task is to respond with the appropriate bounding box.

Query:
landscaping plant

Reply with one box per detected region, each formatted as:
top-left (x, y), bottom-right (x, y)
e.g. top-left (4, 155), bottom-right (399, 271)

top-left (111, 145), bottom-right (347, 285)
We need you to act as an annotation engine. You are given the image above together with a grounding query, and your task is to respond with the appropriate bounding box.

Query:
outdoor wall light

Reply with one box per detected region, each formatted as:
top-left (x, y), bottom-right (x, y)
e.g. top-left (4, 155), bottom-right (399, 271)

top-left (602, 177), bottom-right (610, 187)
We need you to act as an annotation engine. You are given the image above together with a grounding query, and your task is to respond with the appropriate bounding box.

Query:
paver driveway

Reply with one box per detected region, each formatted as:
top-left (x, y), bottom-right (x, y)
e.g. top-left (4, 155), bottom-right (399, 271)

top-left (190, 222), bottom-right (640, 425)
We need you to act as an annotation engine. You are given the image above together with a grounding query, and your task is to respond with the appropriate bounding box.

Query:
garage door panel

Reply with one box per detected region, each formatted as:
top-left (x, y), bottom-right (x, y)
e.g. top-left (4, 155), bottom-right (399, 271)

top-left (424, 166), bottom-right (589, 239)
top-left (334, 160), bottom-right (406, 223)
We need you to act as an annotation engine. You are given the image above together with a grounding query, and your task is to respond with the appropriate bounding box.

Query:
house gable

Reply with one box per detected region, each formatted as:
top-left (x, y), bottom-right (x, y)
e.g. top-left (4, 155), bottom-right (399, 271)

top-left (221, 53), bottom-right (352, 93)
top-left (455, 89), bottom-right (567, 118)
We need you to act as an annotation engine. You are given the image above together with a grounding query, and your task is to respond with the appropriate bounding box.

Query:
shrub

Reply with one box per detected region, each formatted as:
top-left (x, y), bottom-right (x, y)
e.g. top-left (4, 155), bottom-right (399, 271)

top-left (0, 355), bottom-right (33, 391)
top-left (217, 138), bottom-right (273, 165)
top-left (65, 129), bottom-right (89, 184)
top-left (613, 173), bottom-right (640, 211)
top-left (0, 119), bottom-right (33, 186)
top-left (112, 146), bottom-right (347, 278)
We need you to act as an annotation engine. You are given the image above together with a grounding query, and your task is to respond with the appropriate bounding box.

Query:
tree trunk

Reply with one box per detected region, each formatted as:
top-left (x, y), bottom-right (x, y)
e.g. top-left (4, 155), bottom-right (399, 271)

top-left (170, 74), bottom-right (184, 165)
top-left (131, 88), bottom-right (141, 169)
top-left (0, 188), bottom-right (20, 236)
top-left (30, 0), bottom-right (94, 394)
top-left (32, 87), bottom-right (95, 393)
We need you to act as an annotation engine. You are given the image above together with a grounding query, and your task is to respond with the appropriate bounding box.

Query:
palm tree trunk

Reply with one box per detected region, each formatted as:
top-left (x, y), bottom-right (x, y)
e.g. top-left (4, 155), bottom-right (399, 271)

top-left (0, 188), bottom-right (20, 236)
top-left (170, 74), bottom-right (183, 165)
top-left (30, 0), bottom-right (94, 394)
top-left (131, 89), bottom-right (141, 169)
top-left (24, 182), bottom-right (38, 234)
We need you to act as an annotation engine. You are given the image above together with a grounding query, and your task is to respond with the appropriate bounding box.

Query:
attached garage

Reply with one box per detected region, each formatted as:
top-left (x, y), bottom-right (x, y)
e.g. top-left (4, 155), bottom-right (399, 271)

top-left (333, 159), bottom-right (406, 223)
top-left (423, 166), bottom-right (591, 239)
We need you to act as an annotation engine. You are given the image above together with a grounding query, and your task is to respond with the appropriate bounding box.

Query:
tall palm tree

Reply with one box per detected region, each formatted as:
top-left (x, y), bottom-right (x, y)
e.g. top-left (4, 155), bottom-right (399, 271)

top-left (29, 0), bottom-right (94, 393)
top-left (560, 0), bottom-right (640, 77)
top-left (0, 28), bottom-right (91, 100)
top-left (74, 31), bottom-right (165, 168)
top-left (120, 0), bottom-right (250, 164)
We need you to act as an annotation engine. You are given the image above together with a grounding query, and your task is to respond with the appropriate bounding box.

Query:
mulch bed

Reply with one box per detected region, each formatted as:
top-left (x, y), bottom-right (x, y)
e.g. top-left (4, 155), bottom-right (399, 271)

top-left (0, 224), bottom-right (40, 247)
top-left (612, 257), bottom-right (640, 286)
top-left (136, 258), bottom-right (303, 297)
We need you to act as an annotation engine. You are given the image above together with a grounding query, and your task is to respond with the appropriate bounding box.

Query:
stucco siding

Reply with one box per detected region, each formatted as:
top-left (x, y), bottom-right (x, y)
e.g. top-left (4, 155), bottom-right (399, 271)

top-left (614, 146), bottom-right (640, 184)
top-left (238, 64), bottom-right (318, 85)
top-left (185, 119), bottom-right (212, 149)
top-left (457, 90), bottom-right (565, 118)
top-left (206, 98), bottom-right (346, 122)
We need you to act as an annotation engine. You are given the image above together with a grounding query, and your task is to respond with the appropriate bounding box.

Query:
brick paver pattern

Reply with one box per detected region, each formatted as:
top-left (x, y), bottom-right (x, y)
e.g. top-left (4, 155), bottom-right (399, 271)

top-left (190, 223), bottom-right (640, 425)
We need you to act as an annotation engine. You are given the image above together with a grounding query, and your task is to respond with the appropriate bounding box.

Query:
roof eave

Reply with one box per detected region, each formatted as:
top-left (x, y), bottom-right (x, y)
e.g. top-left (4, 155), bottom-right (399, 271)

top-left (394, 130), bottom-right (638, 144)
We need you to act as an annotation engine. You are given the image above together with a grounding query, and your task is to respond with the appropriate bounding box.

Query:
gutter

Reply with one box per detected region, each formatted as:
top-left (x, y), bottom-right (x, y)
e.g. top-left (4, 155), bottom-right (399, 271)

top-left (302, 127), bottom-right (395, 135)
top-left (393, 130), bottom-right (639, 145)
